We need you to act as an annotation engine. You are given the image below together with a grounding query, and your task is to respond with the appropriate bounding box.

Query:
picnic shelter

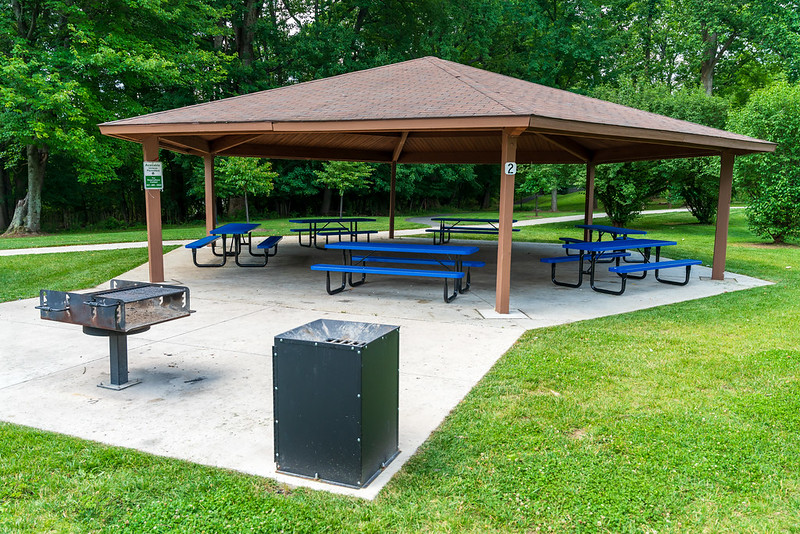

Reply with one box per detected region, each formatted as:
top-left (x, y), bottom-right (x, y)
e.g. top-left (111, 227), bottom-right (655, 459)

top-left (98, 56), bottom-right (776, 313)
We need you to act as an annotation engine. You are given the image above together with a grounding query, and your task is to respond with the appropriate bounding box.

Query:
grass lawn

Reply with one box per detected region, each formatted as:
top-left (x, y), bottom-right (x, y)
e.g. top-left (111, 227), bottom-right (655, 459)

top-left (1, 212), bottom-right (799, 532)
top-left (0, 217), bottom-right (429, 251)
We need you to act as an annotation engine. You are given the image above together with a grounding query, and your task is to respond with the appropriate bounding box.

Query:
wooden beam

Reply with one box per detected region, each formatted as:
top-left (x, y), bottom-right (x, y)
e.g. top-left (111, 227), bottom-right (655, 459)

top-left (397, 149), bottom-right (583, 165)
top-left (203, 155), bottom-right (216, 235)
top-left (712, 153), bottom-right (735, 279)
top-left (222, 144), bottom-right (393, 163)
top-left (392, 132), bottom-right (409, 162)
top-left (211, 134), bottom-right (264, 154)
top-left (160, 136), bottom-right (210, 154)
top-left (535, 133), bottom-right (592, 162)
top-left (583, 162), bottom-right (596, 241)
top-left (529, 116), bottom-right (776, 155)
top-left (593, 145), bottom-right (718, 164)
top-left (496, 129), bottom-right (519, 314)
top-left (142, 137), bottom-right (164, 283)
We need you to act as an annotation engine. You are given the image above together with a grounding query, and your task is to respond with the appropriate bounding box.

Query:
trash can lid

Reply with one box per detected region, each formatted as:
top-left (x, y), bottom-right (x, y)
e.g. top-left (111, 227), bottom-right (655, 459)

top-left (274, 319), bottom-right (399, 346)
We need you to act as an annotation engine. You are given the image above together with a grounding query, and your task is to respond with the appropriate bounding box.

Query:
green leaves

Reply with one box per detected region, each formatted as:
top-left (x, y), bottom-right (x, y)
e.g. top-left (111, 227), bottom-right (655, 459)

top-left (729, 83), bottom-right (800, 243)
top-left (215, 157), bottom-right (277, 199)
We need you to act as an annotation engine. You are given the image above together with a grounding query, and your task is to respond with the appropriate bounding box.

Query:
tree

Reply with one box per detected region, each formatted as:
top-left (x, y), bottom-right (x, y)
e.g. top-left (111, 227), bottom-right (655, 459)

top-left (729, 83), bottom-right (800, 243)
top-left (594, 161), bottom-right (668, 227)
top-left (314, 161), bottom-right (374, 217)
top-left (1, 0), bottom-right (227, 234)
top-left (516, 165), bottom-right (552, 216)
top-left (215, 157), bottom-right (277, 222)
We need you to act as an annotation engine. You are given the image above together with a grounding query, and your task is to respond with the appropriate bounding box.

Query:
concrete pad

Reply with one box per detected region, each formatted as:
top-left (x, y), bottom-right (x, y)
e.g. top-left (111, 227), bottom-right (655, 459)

top-left (0, 238), bottom-right (770, 499)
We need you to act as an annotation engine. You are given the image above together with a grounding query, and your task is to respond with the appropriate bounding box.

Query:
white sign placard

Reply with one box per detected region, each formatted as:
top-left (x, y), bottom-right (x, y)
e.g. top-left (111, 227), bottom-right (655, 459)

top-left (143, 162), bottom-right (163, 190)
top-left (505, 162), bottom-right (517, 175)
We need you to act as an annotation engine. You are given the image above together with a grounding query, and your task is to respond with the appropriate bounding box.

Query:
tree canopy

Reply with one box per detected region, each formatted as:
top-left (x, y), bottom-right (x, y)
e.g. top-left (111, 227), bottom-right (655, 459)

top-left (1, 0), bottom-right (798, 232)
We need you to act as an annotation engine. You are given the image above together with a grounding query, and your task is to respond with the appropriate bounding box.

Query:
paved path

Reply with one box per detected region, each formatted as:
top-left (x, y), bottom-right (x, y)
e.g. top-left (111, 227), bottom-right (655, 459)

top-left (0, 208), bottom-right (709, 257)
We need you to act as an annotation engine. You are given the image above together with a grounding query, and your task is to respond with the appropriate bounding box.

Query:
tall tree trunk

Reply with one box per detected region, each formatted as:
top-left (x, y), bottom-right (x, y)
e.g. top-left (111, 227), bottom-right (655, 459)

top-left (0, 165), bottom-right (8, 230)
top-left (25, 144), bottom-right (47, 232)
top-left (4, 144), bottom-right (48, 235)
top-left (236, 0), bottom-right (262, 67)
top-left (321, 187), bottom-right (332, 215)
top-left (550, 187), bottom-right (558, 212)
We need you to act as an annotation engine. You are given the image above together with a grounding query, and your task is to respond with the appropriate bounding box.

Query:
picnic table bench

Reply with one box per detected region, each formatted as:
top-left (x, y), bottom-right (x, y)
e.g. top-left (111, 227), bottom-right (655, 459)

top-left (427, 217), bottom-right (519, 244)
top-left (540, 238), bottom-right (701, 295)
top-left (289, 217), bottom-right (376, 249)
top-left (186, 223), bottom-right (282, 267)
top-left (312, 241), bottom-right (481, 302)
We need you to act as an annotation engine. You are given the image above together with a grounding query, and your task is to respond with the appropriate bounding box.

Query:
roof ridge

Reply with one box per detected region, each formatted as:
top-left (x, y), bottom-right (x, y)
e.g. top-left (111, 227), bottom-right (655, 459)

top-left (426, 57), bottom-right (528, 116)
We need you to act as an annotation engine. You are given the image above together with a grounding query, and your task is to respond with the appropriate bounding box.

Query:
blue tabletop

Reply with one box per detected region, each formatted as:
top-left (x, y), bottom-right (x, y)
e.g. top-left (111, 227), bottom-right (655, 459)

top-left (210, 222), bottom-right (260, 235)
top-left (432, 217), bottom-right (518, 223)
top-left (574, 224), bottom-right (647, 235)
top-left (289, 217), bottom-right (376, 224)
top-left (563, 238), bottom-right (676, 252)
top-left (326, 241), bottom-right (479, 255)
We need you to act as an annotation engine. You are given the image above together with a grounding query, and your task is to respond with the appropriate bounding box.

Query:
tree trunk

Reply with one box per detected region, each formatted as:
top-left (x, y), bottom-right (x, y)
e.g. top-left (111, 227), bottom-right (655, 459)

top-left (236, 0), bottom-right (262, 67)
top-left (244, 191), bottom-right (250, 222)
top-left (4, 144), bottom-right (48, 235)
top-left (338, 191), bottom-right (344, 218)
top-left (550, 187), bottom-right (558, 211)
top-left (321, 187), bottom-right (332, 215)
top-left (481, 186), bottom-right (491, 210)
top-left (0, 165), bottom-right (8, 230)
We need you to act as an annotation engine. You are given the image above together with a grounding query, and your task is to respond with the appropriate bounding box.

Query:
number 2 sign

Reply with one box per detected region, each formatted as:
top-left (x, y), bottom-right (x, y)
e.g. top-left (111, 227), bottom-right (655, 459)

top-left (504, 162), bottom-right (517, 175)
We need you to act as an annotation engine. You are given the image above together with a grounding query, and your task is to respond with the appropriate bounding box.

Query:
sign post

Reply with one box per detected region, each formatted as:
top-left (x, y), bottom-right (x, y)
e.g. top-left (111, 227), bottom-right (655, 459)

top-left (143, 162), bottom-right (164, 190)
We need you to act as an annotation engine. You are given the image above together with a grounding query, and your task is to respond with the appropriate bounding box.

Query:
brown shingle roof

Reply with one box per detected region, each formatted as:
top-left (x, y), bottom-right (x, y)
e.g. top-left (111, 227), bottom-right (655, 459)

top-left (99, 56), bottom-right (775, 163)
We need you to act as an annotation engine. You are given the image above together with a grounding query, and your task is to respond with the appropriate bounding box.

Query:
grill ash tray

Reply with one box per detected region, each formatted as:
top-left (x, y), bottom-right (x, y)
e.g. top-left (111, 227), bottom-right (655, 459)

top-left (37, 279), bottom-right (192, 390)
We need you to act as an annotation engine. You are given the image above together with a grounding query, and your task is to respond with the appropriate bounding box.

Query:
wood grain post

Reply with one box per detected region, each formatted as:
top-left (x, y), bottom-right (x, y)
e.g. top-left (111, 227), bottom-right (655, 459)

top-left (496, 129), bottom-right (519, 314)
top-left (712, 153), bottom-right (735, 280)
top-left (389, 161), bottom-right (397, 239)
top-left (142, 137), bottom-right (164, 283)
top-left (203, 154), bottom-right (216, 235)
top-left (583, 162), bottom-right (596, 242)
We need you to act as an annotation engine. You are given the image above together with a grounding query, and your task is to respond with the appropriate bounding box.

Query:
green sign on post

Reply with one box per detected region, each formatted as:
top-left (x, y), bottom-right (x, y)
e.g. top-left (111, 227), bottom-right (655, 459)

top-left (143, 162), bottom-right (163, 190)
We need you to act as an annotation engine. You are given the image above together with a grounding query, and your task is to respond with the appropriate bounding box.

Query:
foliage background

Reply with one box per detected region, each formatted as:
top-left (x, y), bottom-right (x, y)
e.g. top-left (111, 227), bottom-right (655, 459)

top-left (1, 0), bottom-right (798, 232)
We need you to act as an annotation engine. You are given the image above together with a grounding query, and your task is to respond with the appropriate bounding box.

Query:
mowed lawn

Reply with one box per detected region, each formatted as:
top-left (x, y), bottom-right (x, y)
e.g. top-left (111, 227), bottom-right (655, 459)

top-left (1, 211), bottom-right (799, 533)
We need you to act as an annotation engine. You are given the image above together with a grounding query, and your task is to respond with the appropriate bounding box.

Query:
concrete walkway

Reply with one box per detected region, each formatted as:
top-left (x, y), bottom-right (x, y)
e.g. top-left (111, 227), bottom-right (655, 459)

top-left (0, 208), bottom-right (696, 257)
top-left (0, 214), bottom-right (766, 500)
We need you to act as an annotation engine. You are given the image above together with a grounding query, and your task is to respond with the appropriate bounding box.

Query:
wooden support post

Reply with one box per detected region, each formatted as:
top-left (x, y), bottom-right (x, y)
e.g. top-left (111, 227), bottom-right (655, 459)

top-left (389, 133), bottom-right (407, 240)
top-left (583, 162), bottom-right (596, 242)
top-left (389, 161), bottom-right (397, 239)
top-left (203, 154), bottom-right (216, 235)
top-left (712, 153), bottom-right (735, 280)
top-left (495, 129), bottom-right (520, 314)
top-left (142, 137), bottom-right (164, 283)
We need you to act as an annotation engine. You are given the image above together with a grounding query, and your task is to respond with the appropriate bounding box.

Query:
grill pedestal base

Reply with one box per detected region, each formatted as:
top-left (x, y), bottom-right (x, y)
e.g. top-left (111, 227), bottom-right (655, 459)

top-left (84, 326), bottom-right (149, 390)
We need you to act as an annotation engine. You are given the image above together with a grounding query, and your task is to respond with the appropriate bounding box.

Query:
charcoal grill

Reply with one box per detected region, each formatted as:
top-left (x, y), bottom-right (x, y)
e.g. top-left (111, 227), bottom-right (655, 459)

top-left (36, 279), bottom-right (191, 390)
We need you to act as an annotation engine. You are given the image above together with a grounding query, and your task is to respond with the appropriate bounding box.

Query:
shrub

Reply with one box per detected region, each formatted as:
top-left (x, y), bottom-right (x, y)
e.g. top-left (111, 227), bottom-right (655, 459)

top-left (729, 83), bottom-right (800, 243)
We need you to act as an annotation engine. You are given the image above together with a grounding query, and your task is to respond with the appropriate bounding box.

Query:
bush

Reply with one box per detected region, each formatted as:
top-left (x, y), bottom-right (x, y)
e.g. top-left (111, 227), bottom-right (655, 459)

top-left (594, 162), bottom-right (667, 227)
top-left (729, 83), bottom-right (800, 243)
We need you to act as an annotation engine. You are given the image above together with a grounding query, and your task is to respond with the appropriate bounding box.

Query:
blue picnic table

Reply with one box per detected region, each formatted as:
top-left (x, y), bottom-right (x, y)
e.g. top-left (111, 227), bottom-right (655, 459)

top-left (574, 224), bottom-right (648, 241)
top-left (427, 217), bottom-right (519, 244)
top-left (289, 217), bottom-right (377, 249)
top-left (540, 238), bottom-right (704, 295)
top-left (311, 241), bottom-right (482, 302)
top-left (186, 222), bottom-right (283, 268)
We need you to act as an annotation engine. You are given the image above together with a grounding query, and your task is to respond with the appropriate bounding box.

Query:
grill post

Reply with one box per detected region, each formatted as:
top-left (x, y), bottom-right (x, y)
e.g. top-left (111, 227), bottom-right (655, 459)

top-left (102, 332), bottom-right (141, 390)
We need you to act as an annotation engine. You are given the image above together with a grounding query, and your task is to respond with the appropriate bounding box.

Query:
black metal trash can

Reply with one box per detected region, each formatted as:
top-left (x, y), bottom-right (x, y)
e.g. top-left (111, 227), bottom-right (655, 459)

top-left (273, 319), bottom-right (400, 488)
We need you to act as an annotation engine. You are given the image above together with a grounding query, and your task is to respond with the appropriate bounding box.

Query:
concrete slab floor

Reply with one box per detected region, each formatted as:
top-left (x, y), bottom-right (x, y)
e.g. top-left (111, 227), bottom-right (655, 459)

top-left (0, 238), bottom-right (771, 499)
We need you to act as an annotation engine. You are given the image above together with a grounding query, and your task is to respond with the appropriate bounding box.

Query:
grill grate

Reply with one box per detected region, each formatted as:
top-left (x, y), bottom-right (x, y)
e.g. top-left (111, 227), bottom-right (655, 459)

top-left (94, 285), bottom-right (184, 303)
